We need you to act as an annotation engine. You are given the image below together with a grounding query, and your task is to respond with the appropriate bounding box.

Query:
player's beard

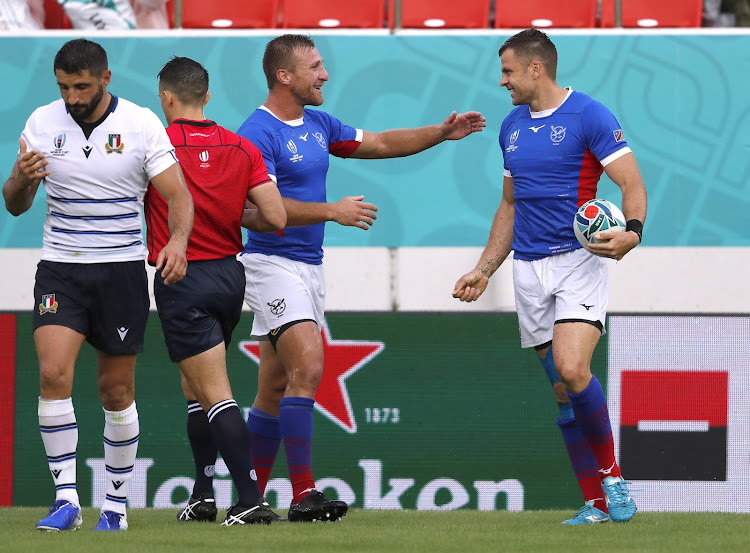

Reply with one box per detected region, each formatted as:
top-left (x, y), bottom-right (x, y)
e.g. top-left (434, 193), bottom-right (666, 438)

top-left (67, 84), bottom-right (105, 122)
top-left (291, 82), bottom-right (324, 107)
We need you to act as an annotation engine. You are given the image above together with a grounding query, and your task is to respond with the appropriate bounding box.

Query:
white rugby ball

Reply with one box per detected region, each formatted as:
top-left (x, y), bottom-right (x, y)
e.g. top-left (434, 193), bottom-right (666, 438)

top-left (573, 199), bottom-right (625, 248)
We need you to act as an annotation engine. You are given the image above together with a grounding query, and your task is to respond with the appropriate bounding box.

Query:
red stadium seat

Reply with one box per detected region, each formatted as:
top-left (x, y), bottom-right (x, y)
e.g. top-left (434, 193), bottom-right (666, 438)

top-left (619, 0), bottom-right (703, 28)
top-left (43, 0), bottom-right (72, 29)
top-left (177, 0), bottom-right (278, 28)
top-left (494, 0), bottom-right (597, 28)
top-left (599, 0), bottom-right (615, 27)
top-left (280, 0), bottom-right (385, 28)
top-left (394, 0), bottom-right (490, 29)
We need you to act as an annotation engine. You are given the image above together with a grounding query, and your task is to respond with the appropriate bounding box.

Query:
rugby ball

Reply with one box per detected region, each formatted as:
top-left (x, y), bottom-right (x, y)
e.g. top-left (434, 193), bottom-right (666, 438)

top-left (573, 199), bottom-right (625, 248)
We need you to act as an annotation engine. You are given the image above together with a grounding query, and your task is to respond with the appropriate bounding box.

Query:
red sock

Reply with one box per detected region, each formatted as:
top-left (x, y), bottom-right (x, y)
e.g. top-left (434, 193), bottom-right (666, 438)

top-left (579, 474), bottom-right (607, 513)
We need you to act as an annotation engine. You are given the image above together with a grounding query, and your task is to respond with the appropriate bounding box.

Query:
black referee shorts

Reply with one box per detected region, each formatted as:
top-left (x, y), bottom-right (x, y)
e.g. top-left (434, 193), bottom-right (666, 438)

top-left (154, 256), bottom-right (245, 363)
top-left (33, 260), bottom-right (150, 355)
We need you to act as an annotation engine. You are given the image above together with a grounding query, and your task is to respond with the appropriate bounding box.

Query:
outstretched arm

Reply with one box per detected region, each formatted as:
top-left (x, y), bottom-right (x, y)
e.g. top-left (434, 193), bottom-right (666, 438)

top-left (149, 163), bottom-right (194, 284)
top-left (3, 138), bottom-right (48, 216)
top-left (452, 176), bottom-right (515, 303)
top-left (587, 152), bottom-right (647, 261)
top-left (350, 111), bottom-right (486, 159)
top-left (276, 195), bottom-right (378, 230)
top-left (241, 181), bottom-right (287, 233)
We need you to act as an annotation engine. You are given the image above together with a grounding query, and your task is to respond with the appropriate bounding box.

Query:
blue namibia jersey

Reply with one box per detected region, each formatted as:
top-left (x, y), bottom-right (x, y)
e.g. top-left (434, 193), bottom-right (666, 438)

top-left (500, 89), bottom-right (631, 261)
top-left (237, 107), bottom-right (361, 264)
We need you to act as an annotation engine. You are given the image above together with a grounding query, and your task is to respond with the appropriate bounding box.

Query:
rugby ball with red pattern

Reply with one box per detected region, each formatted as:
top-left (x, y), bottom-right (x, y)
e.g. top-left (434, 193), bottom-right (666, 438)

top-left (573, 199), bottom-right (625, 248)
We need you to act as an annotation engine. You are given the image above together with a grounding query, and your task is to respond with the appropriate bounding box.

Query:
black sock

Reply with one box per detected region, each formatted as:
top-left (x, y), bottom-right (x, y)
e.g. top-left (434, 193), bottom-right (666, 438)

top-left (186, 401), bottom-right (217, 498)
top-left (207, 400), bottom-right (262, 506)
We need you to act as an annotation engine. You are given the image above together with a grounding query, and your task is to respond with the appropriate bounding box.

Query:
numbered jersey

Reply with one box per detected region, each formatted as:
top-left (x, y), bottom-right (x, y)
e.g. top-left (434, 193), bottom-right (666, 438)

top-left (500, 89), bottom-right (631, 261)
top-left (22, 96), bottom-right (177, 263)
top-left (237, 106), bottom-right (362, 265)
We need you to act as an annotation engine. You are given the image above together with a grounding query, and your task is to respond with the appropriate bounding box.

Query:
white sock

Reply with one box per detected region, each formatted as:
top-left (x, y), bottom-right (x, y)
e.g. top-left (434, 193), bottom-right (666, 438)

top-left (101, 402), bottom-right (139, 515)
top-left (38, 397), bottom-right (79, 506)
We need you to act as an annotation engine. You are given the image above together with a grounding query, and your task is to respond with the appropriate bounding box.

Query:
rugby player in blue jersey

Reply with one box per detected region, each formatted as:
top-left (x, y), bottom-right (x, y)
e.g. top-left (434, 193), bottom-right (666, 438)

top-left (453, 28), bottom-right (647, 525)
top-left (178, 33), bottom-right (485, 523)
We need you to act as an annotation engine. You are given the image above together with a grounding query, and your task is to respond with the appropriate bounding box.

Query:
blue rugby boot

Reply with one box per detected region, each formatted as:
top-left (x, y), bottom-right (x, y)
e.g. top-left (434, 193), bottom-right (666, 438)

top-left (603, 476), bottom-right (637, 522)
top-left (562, 500), bottom-right (610, 525)
top-left (94, 510), bottom-right (128, 531)
top-left (36, 500), bottom-right (82, 532)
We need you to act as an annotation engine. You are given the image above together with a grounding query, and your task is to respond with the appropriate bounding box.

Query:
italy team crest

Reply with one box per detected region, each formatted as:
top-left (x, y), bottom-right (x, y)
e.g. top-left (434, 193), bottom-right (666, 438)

top-left (105, 134), bottom-right (125, 154)
top-left (39, 294), bottom-right (58, 315)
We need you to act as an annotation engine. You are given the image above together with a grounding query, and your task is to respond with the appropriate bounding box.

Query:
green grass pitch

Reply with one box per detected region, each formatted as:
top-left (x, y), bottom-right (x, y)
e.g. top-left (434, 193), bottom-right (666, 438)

top-left (1, 507), bottom-right (749, 553)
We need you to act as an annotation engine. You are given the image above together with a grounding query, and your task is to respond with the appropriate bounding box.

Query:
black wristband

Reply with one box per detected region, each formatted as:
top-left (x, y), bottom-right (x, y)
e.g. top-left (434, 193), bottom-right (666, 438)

top-left (626, 219), bottom-right (643, 243)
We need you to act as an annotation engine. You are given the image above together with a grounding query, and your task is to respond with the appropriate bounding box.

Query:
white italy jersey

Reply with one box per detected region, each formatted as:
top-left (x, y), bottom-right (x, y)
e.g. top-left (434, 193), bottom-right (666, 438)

top-left (22, 96), bottom-right (177, 263)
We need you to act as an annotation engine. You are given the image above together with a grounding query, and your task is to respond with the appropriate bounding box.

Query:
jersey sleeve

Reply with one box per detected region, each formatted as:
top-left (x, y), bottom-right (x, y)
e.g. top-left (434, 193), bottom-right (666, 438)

top-left (317, 111), bottom-right (361, 158)
top-left (582, 101), bottom-right (631, 167)
top-left (241, 137), bottom-right (274, 189)
top-left (20, 108), bottom-right (44, 154)
top-left (238, 123), bottom-right (279, 181)
top-left (498, 116), bottom-right (512, 178)
top-left (141, 107), bottom-right (178, 180)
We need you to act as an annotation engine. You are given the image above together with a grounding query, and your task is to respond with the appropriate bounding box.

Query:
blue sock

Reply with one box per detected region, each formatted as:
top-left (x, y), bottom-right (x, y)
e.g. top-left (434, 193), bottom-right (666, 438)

top-left (280, 397), bottom-right (315, 502)
top-left (567, 375), bottom-right (620, 478)
top-left (540, 350), bottom-right (604, 508)
top-left (247, 406), bottom-right (281, 495)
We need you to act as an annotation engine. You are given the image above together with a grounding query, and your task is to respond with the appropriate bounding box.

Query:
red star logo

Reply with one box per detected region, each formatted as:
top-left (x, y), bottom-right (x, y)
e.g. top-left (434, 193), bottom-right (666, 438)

top-left (239, 320), bottom-right (384, 434)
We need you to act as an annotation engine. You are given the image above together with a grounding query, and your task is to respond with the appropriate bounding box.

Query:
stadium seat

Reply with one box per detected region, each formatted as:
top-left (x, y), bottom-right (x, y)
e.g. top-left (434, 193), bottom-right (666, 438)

top-left (280, 0), bottom-right (385, 28)
top-left (394, 0), bottom-right (490, 29)
top-left (599, 0), bottom-right (615, 27)
top-left (43, 0), bottom-right (71, 29)
top-left (494, 0), bottom-right (597, 28)
top-left (177, 0), bottom-right (278, 28)
top-left (618, 0), bottom-right (703, 28)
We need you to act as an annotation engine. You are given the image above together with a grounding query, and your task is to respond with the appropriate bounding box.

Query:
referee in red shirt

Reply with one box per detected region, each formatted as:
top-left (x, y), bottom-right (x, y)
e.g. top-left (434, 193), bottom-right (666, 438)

top-left (144, 56), bottom-right (286, 526)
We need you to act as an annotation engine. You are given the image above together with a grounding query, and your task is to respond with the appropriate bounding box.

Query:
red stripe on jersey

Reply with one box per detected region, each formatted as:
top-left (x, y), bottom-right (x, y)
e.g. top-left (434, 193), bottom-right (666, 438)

top-left (329, 139), bottom-right (361, 158)
top-left (146, 121), bottom-right (272, 262)
top-left (620, 371), bottom-right (728, 427)
top-left (576, 148), bottom-right (604, 208)
top-left (0, 314), bottom-right (16, 505)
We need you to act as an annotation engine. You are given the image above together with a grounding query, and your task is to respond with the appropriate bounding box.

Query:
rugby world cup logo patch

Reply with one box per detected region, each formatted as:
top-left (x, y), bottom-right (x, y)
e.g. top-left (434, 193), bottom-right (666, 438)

top-left (286, 140), bottom-right (297, 154)
top-left (54, 134), bottom-right (66, 149)
top-left (39, 293), bottom-right (59, 315)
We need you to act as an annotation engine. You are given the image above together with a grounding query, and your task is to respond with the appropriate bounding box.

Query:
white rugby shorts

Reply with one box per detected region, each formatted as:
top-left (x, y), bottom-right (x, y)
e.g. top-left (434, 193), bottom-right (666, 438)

top-left (240, 253), bottom-right (325, 340)
top-left (513, 248), bottom-right (608, 348)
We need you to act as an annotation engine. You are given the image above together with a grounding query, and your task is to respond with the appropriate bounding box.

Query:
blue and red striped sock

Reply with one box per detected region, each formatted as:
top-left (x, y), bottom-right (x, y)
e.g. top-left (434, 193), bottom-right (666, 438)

top-left (280, 397), bottom-right (315, 504)
top-left (557, 416), bottom-right (607, 512)
top-left (567, 375), bottom-right (622, 480)
top-left (247, 406), bottom-right (281, 495)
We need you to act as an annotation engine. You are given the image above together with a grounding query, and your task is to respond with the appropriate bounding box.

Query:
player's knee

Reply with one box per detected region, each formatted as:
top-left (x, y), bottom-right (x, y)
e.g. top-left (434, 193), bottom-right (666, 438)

top-left (286, 364), bottom-right (323, 395)
top-left (98, 381), bottom-right (135, 410)
top-left (38, 362), bottom-right (73, 395)
top-left (556, 361), bottom-right (591, 390)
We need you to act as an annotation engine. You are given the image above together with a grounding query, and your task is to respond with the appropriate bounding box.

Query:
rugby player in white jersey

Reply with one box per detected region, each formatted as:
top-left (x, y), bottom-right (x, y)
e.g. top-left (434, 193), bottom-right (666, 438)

top-left (3, 38), bottom-right (193, 532)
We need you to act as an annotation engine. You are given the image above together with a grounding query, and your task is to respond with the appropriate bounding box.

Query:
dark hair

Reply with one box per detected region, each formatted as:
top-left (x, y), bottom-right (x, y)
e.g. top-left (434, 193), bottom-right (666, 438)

top-left (262, 34), bottom-right (316, 90)
top-left (158, 56), bottom-right (209, 106)
top-left (54, 38), bottom-right (108, 77)
top-left (498, 28), bottom-right (558, 80)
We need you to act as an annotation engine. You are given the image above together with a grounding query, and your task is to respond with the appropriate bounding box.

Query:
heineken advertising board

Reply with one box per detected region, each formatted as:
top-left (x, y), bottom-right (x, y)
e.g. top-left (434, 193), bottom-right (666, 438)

top-left (9, 313), bottom-right (604, 511)
top-left (8, 313), bottom-right (749, 512)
